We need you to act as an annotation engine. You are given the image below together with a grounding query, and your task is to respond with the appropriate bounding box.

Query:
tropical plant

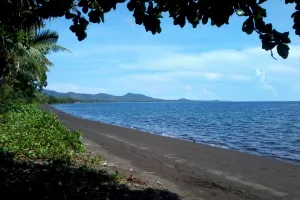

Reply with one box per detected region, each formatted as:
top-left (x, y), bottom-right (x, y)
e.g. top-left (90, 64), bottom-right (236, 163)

top-left (1, 28), bottom-right (69, 84)
top-left (0, 27), bottom-right (70, 102)
top-left (0, 104), bottom-right (85, 160)
top-left (18, 29), bottom-right (70, 87)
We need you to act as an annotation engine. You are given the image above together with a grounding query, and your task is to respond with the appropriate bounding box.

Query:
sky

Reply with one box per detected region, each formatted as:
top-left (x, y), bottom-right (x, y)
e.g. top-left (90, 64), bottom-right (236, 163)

top-left (46, 1), bottom-right (300, 101)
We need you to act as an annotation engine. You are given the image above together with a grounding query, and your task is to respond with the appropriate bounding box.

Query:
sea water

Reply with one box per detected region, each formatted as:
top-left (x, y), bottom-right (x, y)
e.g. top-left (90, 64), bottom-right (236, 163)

top-left (53, 102), bottom-right (300, 164)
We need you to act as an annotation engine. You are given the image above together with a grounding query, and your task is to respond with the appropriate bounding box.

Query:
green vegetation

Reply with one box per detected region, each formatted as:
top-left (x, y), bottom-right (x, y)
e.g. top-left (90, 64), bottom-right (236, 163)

top-left (0, 25), bottom-right (77, 105)
top-left (35, 93), bottom-right (83, 104)
top-left (46, 95), bottom-right (79, 104)
top-left (0, 27), bottom-right (69, 92)
top-left (0, 103), bottom-right (179, 199)
top-left (0, 28), bottom-right (69, 104)
top-left (0, 104), bottom-right (84, 161)
top-left (0, 103), bottom-right (103, 166)
top-left (0, 88), bottom-right (80, 104)
top-left (0, 1), bottom-right (181, 199)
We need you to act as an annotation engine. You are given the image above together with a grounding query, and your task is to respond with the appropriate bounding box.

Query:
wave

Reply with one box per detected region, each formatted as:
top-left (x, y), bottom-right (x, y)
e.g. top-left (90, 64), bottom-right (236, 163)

top-left (53, 102), bottom-right (300, 164)
top-left (208, 144), bottom-right (229, 149)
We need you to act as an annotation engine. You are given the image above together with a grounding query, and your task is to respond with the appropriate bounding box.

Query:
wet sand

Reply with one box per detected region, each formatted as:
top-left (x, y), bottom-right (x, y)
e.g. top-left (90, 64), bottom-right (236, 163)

top-left (42, 105), bottom-right (300, 200)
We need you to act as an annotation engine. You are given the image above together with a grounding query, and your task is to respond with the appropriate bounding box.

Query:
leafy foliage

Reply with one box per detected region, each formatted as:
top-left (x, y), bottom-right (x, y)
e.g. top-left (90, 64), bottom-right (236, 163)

top-left (0, 27), bottom-right (69, 85)
top-left (0, 85), bottom-right (88, 105)
top-left (0, 104), bottom-right (85, 161)
top-left (42, 94), bottom-right (80, 104)
top-left (0, 26), bottom-right (69, 103)
top-left (0, 104), bottom-right (180, 199)
top-left (1, 0), bottom-right (299, 59)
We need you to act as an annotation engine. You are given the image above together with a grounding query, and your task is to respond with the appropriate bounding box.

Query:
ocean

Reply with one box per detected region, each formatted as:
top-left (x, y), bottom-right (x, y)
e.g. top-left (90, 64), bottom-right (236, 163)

top-left (53, 102), bottom-right (300, 164)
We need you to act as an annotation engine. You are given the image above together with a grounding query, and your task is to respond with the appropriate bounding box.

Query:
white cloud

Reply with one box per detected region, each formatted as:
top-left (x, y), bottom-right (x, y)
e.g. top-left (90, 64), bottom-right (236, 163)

top-left (49, 42), bottom-right (300, 100)
top-left (184, 85), bottom-right (192, 94)
top-left (53, 42), bottom-right (300, 80)
top-left (286, 46), bottom-right (300, 59)
top-left (183, 85), bottom-right (200, 100)
top-left (115, 48), bottom-right (249, 72)
top-left (201, 88), bottom-right (216, 100)
top-left (244, 46), bottom-right (300, 60)
top-left (228, 74), bottom-right (253, 81)
top-left (124, 71), bottom-right (223, 82)
top-left (266, 65), bottom-right (300, 73)
top-left (201, 72), bottom-right (223, 80)
top-left (255, 69), bottom-right (277, 95)
top-left (125, 73), bottom-right (172, 82)
top-left (46, 84), bottom-right (107, 94)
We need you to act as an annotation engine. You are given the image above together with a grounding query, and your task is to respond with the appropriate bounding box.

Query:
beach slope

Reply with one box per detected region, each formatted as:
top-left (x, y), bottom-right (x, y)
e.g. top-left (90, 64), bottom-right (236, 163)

top-left (42, 105), bottom-right (300, 200)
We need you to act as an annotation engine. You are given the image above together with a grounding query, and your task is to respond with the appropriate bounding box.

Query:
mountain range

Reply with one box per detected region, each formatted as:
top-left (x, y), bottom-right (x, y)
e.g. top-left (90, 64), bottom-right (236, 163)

top-left (43, 89), bottom-right (195, 102)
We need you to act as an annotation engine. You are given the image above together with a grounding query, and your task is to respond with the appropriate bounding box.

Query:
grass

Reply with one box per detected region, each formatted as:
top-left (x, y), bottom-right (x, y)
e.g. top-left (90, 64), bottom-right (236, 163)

top-left (0, 103), bottom-right (180, 199)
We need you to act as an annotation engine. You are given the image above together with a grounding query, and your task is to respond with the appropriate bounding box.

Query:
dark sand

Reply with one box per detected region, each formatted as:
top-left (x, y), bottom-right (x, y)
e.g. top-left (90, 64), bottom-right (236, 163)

top-left (42, 105), bottom-right (300, 200)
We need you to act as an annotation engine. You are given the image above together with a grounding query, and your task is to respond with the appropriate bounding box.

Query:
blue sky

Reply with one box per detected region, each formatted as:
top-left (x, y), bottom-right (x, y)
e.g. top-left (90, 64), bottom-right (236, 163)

top-left (46, 2), bottom-right (300, 101)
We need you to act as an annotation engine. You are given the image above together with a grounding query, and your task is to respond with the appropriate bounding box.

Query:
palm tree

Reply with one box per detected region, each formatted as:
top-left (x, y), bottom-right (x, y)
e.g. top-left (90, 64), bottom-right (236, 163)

top-left (0, 27), bottom-right (70, 90)
top-left (19, 29), bottom-right (70, 83)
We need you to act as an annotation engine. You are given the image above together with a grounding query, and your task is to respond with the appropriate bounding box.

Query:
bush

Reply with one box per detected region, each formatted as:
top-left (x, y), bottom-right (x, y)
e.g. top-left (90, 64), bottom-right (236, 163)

top-left (0, 104), bottom-right (85, 161)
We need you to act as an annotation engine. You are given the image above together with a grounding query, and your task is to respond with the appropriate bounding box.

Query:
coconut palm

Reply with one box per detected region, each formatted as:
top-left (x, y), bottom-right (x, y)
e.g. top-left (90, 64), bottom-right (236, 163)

top-left (19, 28), bottom-right (70, 83)
top-left (0, 27), bottom-right (70, 90)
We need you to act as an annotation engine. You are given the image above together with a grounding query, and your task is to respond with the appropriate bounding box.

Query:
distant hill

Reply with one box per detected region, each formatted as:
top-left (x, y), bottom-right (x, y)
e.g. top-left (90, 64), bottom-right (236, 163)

top-left (43, 89), bottom-right (194, 102)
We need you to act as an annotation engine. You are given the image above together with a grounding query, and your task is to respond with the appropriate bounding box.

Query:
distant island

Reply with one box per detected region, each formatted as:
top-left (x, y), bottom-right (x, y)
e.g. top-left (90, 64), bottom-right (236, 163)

top-left (44, 89), bottom-right (220, 103)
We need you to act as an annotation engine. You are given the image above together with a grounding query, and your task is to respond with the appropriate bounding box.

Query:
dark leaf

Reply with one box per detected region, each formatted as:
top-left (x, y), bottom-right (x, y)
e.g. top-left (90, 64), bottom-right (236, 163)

top-left (82, 6), bottom-right (88, 14)
top-left (262, 41), bottom-right (276, 50)
top-left (296, 27), bottom-right (300, 35)
top-left (147, 1), bottom-right (154, 14)
top-left (285, 0), bottom-right (296, 4)
top-left (277, 43), bottom-right (290, 59)
top-left (65, 11), bottom-right (75, 19)
top-left (253, 5), bottom-right (267, 19)
top-left (202, 15), bottom-right (208, 25)
top-left (255, 18), bottom-right (266, 32)
top-left (258, 0), bottom-right (268, 4)
top-left (264, 23), bottom-right (272, 33)
top-left (99, 12), bottom-right (104, 22)
top-left (156, 26), bottom-right (162, 33)
top-left (281, 32), bottom-right (291, 43)
top-left (291, 11), bottom-right (300, 18)
top-left (127, 1), bottom-right (135, 11)
top-left (242, 17), bottom-right (254, 34)
top-left (78, 0), bottom-right (87, 7)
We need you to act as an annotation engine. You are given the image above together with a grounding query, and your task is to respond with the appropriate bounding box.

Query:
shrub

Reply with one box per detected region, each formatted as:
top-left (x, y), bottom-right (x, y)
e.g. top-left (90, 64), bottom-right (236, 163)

top-left (0, 104), bottom-right (85, 161)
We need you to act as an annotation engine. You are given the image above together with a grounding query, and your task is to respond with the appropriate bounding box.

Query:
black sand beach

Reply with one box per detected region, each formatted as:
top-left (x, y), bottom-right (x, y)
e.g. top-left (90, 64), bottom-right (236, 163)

top-left (42, 105), bottom-right (300, 200)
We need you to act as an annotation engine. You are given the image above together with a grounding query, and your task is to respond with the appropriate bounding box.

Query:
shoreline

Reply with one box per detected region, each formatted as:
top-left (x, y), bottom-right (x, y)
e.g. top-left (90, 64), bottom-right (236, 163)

top-left (51, 104), bottom-right (300, 165)
top-left (42, 104), bottom-right (300, 200)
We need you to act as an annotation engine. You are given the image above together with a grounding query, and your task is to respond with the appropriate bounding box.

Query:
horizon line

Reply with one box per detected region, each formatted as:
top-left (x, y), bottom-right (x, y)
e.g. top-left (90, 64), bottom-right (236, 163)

top-left (44, 89), bottom-right (299, 102)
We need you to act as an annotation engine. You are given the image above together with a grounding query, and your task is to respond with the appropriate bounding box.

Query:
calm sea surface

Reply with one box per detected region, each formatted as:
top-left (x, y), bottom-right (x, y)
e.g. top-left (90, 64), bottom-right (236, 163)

top-left (53, 102), bottom-right (300, 164)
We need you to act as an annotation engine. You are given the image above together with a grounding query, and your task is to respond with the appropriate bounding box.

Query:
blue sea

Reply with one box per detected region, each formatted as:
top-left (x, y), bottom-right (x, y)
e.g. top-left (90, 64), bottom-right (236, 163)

top-left (53, 102), bottom-right (300, 164)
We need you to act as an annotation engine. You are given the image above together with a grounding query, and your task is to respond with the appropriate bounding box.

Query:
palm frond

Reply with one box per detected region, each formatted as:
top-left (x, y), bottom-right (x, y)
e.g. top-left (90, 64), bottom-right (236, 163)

top-left (19, 55), bottom-right (49, 81)
top-left (44, 58), bottom-right (54, 66)
top-left (32, 29), bottom-right (59, 45)
top-left (1, 23), bottom-right (70, 86)
top-left (31, 29), bottom-right (71, 54)
top-left (33, 42), bottom-right (71, 55)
